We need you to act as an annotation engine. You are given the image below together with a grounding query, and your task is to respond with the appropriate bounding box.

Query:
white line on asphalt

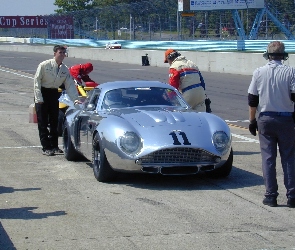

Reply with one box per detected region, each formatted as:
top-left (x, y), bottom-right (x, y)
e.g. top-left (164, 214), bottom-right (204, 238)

top-left (226, 120), bottom-right (249, 123)
top-left (0, 57), bottom-right (29, 58)
top-left (0, 93), bottom-right (29, 95)
top-left (0, 67), bottom-right (34, 79)
top-left (231, 133), bottom-right (259, 143)
top-left (0, 145), bottom-right (42, 149)
top-left (0, 111), bottom-right (27, 113)
top-left (232, 141), bottom-right (255, 142)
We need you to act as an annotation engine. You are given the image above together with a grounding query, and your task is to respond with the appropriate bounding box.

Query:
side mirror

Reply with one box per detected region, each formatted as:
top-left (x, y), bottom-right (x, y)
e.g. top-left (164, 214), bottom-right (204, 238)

top-left (86, 104), bottom-right (96, 111)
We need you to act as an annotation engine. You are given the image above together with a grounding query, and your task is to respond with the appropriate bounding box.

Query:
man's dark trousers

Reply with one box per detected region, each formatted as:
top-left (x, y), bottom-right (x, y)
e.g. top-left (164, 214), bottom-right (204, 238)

top-left (35, 87), bottom-right (60, 151)
top-left (258, 114), bottom-right (295, 199)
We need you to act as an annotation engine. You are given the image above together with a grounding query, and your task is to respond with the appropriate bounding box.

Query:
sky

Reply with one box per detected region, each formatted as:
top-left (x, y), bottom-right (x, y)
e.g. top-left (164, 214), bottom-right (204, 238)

top-left (0, 0), bottom-right (56, 16)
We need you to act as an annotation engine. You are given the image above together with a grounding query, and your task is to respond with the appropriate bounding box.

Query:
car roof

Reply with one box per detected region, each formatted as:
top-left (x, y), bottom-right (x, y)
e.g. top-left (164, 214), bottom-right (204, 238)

top-left (97, 81), bottom-right (175, 92)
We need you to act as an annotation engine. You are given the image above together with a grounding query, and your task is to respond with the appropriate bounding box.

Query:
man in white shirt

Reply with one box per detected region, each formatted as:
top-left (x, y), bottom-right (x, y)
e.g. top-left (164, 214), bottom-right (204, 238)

top-left (248, 41), bottom-right (295, 208)
top-left (34, 45), bottom-right (79, 156)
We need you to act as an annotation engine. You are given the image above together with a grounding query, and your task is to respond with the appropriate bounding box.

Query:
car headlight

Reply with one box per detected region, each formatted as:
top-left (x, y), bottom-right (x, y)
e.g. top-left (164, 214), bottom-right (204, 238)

top-left (119, 132), bottom-right (142, 155)
top-left (212, 131), bottom-right (231, 155)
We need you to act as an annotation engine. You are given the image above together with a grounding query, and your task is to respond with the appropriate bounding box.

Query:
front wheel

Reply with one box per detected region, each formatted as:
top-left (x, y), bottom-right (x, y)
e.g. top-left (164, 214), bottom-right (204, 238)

top-left (92, 134), bottom-right (116, 182)
top-left (63, 122), bottom-right (82, 161)
top-left (58, 109), bottom-right (65, 137)
top-left (206, 148), bottom-right (233, 178)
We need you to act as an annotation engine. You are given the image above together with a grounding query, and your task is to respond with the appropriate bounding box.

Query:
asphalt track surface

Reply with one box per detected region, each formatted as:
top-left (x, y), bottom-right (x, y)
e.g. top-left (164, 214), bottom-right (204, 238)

top-left (0, 50), bottom-right (295, 250)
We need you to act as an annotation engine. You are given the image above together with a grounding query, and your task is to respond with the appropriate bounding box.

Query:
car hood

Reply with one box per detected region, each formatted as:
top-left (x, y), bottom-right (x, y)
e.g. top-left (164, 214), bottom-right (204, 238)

top-left (100, 107), bottom-right (230, 157)
top-left (118, 107), bottom-right (203, 128)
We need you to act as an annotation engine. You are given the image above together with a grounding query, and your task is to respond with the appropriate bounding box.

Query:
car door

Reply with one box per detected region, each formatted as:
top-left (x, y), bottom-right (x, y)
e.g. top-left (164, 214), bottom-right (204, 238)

top-left (78, 90), bottom-right (101, 157)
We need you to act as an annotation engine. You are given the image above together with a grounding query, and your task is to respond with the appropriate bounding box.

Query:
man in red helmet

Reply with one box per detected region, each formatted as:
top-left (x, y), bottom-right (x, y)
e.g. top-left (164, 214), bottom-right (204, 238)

top-left (69, 62), bottom-right (96, 86)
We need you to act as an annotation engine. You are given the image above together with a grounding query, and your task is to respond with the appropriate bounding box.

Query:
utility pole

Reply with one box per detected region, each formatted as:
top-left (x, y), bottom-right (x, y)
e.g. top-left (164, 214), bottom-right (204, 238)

top-left (130, 14), bottom-right (132, 40)
top-left (95, 17), bottom-right (98, 40)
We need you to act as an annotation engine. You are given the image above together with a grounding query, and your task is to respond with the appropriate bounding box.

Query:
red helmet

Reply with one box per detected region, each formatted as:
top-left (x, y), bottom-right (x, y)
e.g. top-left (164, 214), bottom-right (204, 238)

top-left (81, 63), bottom-right (93, 74)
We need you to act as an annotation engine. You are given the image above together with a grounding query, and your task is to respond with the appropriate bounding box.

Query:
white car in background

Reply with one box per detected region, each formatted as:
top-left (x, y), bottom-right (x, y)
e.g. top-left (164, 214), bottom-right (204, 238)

top-left (105, 41), bottom-right (122, 49)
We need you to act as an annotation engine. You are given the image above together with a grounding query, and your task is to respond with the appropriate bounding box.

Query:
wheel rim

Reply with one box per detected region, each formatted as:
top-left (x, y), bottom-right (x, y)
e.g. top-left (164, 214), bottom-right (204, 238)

top-left (63, 128), bottom-right (68, 152)
top-left (93, 145), bottom-right (101, 171)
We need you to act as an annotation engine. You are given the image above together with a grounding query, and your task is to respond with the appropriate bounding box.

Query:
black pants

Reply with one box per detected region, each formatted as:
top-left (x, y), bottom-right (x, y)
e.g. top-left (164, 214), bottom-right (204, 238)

top-left (35, 87), bottom-right (59, 151)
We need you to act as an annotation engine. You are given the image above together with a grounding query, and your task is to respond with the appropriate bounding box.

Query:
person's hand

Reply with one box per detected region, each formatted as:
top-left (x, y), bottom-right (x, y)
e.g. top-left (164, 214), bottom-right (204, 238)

top-left (249, 118), bottom-right (258, 136)
top-left (74, 100), bottom-right (82, 105)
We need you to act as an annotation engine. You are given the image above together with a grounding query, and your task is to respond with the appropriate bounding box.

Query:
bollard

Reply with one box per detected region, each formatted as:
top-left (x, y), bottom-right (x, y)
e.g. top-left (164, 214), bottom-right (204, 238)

top-left (141, 53), bottom-right (150, 66)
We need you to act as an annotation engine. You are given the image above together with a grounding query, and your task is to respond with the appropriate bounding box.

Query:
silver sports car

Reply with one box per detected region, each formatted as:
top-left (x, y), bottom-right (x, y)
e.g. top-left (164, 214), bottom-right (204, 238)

top-left (62, 81), bottom-right (233, 182)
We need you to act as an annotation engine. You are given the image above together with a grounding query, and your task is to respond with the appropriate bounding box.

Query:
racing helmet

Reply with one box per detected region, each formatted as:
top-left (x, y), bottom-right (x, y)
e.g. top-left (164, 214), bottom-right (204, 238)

top-left (81, 63), bottom-right (93, 74)
top-left (164, 49), bottom-right (181, 63)
top-left (104, 90), bottom-right (122, 106)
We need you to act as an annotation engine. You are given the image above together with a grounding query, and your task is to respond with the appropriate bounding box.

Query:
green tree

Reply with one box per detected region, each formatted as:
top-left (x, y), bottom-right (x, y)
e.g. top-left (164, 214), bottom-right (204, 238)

top-left (54, 0), bottom-right (98, 13)
top-left (93, 0), bottom-right (143, 8)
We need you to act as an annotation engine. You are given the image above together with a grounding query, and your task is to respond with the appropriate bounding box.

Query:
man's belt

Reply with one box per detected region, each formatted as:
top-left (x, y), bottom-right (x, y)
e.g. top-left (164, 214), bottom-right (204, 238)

top-left (182, 83), bottom-right (201, 93)
top-left (41, 87), bottom-right (58, 90)
top-left (260, 111), bottom-right (293, 117)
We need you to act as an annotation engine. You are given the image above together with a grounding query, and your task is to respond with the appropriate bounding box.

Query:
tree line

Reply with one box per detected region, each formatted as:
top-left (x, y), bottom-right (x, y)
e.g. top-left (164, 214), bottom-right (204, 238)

top-left (51, 0), bottom-right (295, 40)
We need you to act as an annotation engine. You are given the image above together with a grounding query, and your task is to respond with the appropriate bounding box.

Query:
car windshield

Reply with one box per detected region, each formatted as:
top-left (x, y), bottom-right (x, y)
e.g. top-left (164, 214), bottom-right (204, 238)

top-left (102, 87), bottom-right (187, 109)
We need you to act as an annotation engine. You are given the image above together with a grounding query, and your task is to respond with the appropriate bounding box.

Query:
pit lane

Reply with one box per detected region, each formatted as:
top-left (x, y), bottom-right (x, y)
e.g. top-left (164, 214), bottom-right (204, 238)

top-left (1, 50), bottom-right (294, 250)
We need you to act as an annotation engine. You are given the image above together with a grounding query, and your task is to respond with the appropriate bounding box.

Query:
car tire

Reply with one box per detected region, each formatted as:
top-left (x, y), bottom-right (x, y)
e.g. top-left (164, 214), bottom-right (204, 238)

top-left (206, 148), bottom-right (233, 178)
top-left (58, 109), bottom-right (65, 137)
top-left (63, 122), bottom-right (81, 161)
top-left (92, 134), bottom-right (116, 182)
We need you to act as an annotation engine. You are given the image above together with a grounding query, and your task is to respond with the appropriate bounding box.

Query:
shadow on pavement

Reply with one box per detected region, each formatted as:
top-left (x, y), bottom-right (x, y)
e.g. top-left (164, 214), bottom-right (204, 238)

top-left (234, 151), bottom-right (261, 156)
top-left (99, 166), bottom-right (264, 191)
top-left (0, 207), bottom-right (66, 220)
top-left (0, 186), bottom-right (41, 194)
top-left (0, 222), bottom-right (16, 250)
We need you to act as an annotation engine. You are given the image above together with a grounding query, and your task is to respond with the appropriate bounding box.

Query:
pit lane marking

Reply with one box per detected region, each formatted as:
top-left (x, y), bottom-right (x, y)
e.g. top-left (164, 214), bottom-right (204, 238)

top-left (0, 56), bottom-right (29, 59)
top-left (0, 146), bottom-right (42, 149)
top-left (231, 133), bottom-right (259, 144)
top-left (225, 120), bottom-right (249, 123)
top-left (227, 123), bottom-right (259, 143)
top-left (0, 67), bottom-right (34, 79)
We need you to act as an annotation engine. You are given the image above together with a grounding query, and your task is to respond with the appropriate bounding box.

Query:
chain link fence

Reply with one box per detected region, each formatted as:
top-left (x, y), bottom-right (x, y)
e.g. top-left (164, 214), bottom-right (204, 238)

top-left (1, 1), bottom-right (295, 41)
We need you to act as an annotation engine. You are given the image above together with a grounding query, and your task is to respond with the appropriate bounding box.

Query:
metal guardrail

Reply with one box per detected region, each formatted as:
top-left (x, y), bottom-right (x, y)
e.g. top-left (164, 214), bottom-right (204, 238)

top-left (27, 38), bottom-right (295, 53)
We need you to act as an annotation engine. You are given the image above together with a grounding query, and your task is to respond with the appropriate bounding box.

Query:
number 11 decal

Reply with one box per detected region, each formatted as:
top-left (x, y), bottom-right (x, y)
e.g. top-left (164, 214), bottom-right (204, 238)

top-left (169, 131), bottom-right (191, 145)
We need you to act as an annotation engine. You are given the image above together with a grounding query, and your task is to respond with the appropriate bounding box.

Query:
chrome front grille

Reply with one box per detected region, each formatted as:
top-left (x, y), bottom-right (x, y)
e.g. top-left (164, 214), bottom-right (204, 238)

top-left (139, 148), bottom-right (216, 164)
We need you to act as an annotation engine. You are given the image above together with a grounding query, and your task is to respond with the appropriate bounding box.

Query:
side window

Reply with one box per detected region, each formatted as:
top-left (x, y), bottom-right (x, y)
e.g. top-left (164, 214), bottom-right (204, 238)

top-left (82, 90), bottom-right (93, 109)
top-left (102, 89), bottom-right (123, 109)
top-left (90, 93), bottom-right (100, 107)
top-left (164, 89), bottom-right (187, 107)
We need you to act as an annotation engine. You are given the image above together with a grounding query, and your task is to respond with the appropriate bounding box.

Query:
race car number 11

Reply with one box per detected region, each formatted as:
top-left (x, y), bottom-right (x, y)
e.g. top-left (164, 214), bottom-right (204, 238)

top-left (169, 131), bottom-right (191, 145)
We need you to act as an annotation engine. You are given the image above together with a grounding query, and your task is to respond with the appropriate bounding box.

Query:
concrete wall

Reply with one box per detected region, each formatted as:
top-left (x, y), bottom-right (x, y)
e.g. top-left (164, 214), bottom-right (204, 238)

top-left (0, 43), bottom-right (294, 76)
